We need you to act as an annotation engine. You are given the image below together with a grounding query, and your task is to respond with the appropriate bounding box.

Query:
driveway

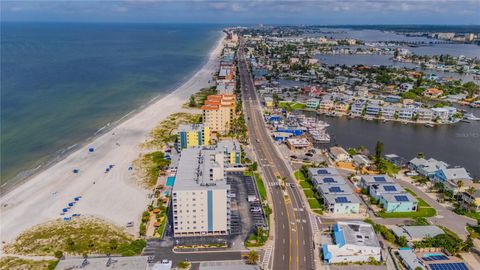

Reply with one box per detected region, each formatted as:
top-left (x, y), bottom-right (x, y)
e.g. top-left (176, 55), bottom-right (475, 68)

top-left (395, 174), bottom-right (476, 240)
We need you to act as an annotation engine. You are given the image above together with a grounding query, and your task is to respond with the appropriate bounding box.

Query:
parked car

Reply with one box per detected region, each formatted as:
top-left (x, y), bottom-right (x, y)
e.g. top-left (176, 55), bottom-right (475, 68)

top-left (405, 170), bottom-right (419, 176)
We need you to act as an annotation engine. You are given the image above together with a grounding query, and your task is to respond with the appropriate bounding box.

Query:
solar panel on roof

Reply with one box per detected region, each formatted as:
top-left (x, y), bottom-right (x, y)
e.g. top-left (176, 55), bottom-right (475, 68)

top-left (323, 177), bottom-right (335, 183)
top-left (422, 255), bottom-right (448, 261)
top-left (335, 197), bottom-right (349, 203)
top-left (318, 169), bottom-right (329, 174)
top-left (429, 263), bottom-right (469, 270)
top-left (329, 186), bottom-right (342, 192)
top-left (383, 185), bottom-right (397, 191)
top-left (374, 176), bottom-right (386, 182)
top-left (394, 195), bottom-right (409, 202)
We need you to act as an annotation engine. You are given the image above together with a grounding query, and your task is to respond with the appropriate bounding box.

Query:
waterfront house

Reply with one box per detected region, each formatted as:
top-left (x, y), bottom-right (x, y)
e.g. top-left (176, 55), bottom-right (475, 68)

top-left (459, 189), bottom-right (480, 211)
top-left (334, 102), bottom-right (349, 116)
top-left (379, 193), bottom-right (418, 213)
top-left (272, 131), bottom-right (292, 142)
top-left (431, 107), bottom-right (449, 122)
top-left (384, 95), bottom-right (402, 103)
top-left (415, 108), bottom-right (434, 122)
top-left (286, 138), bottom-right (312, 152)
top-left (354, 86), bottom-right (369, 97)
top-left (398, 83), bottom-right (413, 93)
top-left (308, 167), bottom-right (341, 178)
top-left (384, 154), bottom-right (408, 168)
top-left (390, 225), bottom-right (444, 242)
top-left (408, 158), bottom-right (448, 177)
top-left (322, 221), bottom-right (381, 264)
top-left (365, 103), bottom-right (381, 117)
top-left (350, 101), bottom-right (366, 117)
top-left (432, 167), bottom-right (473, 193)
top-left (329, 147), bottom-right (351, 162)
top-left (424, 88), bottom-right (444, 98)
top-left (381, 106), bottom-right (397, 120)
top-left (264, 96), bottom-right (274, 108)
top-left (319, 99), bottom-right (334, 113)
top-left (369, 183), bottom-right (405, 200)
top-left (352, 155), bottom-right (372, 167)
top-left (398, 107), bottom-right (415, 120)
top-left (359, 175), bottom-right (395, 189)
top-left (306, 98), bottom-right (320, 109)
top-left (323, 194), bottom-right (360, 214)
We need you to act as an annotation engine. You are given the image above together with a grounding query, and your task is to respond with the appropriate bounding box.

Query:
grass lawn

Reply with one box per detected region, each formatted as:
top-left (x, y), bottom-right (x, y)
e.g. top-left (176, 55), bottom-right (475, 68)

top-left (299, 181), bottom-right (311, 189)
top-left (4, 218), bottom-right (146, 256)
top-left (378, 188), bottom-right (436, 218)
top-left (0, 257), bottom-right (58, 270)
top-left (313, 209), bottom-right (324, 215)
top-left (254, 173), bottom-right (267, 201)
top-left (294, 170), bottom-right (307, 182)
top-left (308, 198), bottom-right (322, 209)
top-left (465, 212), bottom-right (480, 222)
top-left (303, 189), bottom-right (315, 198)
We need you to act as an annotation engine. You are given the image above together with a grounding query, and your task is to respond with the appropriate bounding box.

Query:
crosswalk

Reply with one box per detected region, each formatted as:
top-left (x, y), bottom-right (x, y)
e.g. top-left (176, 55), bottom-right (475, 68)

top-left (262, 245), bottom-right (273, 270)
top-left (310, 213), bottom-right (320, 233)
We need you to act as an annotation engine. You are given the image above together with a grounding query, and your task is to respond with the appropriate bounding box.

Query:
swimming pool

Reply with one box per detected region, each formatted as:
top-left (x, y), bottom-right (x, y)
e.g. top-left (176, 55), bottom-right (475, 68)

top-left (166, 176), bottom-right (175, 187)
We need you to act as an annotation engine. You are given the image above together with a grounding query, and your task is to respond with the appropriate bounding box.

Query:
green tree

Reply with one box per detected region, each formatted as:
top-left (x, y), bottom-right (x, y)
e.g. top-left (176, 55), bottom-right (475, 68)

top-left (246, 250), bottom-right (259, 265)
top-left (375, 141), bottom-right (384, 165)
top-left (189, 95), bottom-right (196, 107)
top-left (397, 236), bottom-right (408, 247)
top-left (54, 250), bottom-right (64, 259)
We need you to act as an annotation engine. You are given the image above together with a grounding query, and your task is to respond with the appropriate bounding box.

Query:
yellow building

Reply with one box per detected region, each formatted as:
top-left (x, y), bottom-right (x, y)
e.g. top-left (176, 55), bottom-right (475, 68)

top-left (178, 124), bottom-right (210, 149)
top-left (334, 102), bottom-right (349, 116)
top-left (201, 94), bottom-right (236, 134)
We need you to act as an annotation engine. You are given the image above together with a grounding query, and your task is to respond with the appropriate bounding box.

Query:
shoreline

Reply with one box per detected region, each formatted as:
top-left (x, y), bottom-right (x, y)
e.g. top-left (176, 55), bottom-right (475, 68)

top-left (0, 31), bottom-right (223, 195)
top-left (0, 32), bottom-right (226, 248)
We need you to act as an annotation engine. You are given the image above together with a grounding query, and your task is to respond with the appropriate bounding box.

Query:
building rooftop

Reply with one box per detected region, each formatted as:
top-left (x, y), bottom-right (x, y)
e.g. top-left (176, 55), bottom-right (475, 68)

top-left (178, 123), bottom-right (205, 132)
top-left (334, 221), bottom-right (380, 248)
top-left (308, 167), bottom-right (340, 176)
top-left (312, 175), bottom-right (346, 186)
top-left (324, 193), bottom-right (360, 205)
top-left (381, 192), bottom-right (418, 203)
top-left (390, 225), bottom-right (444, 241)
top-left (318, 184), bottom-right (353, 195)
top-left (370, 183), bottom-right (405, 194)
top-left (361, 175), bottom-right (395, 185)
top-left (173, 147), bottom-right (228, 191)
top-left (438, 167), bottom-right (472, 181)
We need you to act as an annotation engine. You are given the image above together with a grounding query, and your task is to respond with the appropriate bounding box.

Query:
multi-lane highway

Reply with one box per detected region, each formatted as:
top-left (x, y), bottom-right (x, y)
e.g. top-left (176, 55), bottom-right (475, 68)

top-left (238, 40), bottom-right (315, 270)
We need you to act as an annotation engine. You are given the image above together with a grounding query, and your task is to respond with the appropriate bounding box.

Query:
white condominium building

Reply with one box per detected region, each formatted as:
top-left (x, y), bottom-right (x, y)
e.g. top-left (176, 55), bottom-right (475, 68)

top-left (172, 147), bottom-right (231, 237)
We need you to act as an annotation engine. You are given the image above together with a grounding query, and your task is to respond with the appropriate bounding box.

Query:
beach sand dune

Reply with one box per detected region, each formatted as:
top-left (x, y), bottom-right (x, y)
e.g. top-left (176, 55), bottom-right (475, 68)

top-left (0, 34), bottom-right (225, 249)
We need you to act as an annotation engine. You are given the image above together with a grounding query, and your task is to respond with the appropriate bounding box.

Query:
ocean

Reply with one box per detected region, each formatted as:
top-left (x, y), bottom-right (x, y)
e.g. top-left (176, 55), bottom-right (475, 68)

top-left (1, 22), bottom-right (222, 188)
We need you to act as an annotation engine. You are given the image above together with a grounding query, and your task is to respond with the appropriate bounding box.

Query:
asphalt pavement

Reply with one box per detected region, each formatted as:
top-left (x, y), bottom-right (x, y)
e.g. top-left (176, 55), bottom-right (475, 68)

top-left (238, 39), bottom-right (315, 270)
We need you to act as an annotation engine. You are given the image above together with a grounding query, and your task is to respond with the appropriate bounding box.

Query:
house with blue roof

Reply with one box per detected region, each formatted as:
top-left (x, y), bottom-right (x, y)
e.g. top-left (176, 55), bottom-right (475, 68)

top-left (369, 183), bottom-right (405, 200)
top-left (322, 221), bottom-right (381, 264)
top-left (432, 167), bottom-right (473, 194)
top-left (379, 193), bottom-right (418, 213)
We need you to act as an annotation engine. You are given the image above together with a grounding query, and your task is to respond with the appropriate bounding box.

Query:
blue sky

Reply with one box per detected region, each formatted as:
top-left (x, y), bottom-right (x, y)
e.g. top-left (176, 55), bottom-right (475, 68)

top-left (2, 0), bottom-right (479, 25)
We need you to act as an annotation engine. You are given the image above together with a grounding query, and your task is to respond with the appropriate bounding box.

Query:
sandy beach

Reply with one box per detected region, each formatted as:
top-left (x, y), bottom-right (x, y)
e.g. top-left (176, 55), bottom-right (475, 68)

top-left (0, 33), bottom-right (225, 249)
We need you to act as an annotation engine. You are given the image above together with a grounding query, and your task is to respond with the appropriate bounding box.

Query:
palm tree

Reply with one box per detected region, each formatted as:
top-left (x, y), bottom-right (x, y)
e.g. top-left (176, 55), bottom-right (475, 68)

top-left (247, 250), bottom-right (259, 265)
top-left (466, 187), bottom-right (476, 195)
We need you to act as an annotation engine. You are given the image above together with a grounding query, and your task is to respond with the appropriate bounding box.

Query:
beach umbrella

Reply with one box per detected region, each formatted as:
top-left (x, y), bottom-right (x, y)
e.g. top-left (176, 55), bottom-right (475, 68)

top-left (88, 147), bottom-right (94, 152)
top-left (62, 208), bottom-right (68, 212)
top-left (68, 202), bottom-right (74, 207)
top-left (73, 169), bottom-right (79, 174)
top-left (128, 166), bottom-right (133, 171)
top-left (105, 168), bottom-right (110, 173)
top-left (74, 197), bottom-right (80, 201)
top-left (64, 217), bottom-right (71, 221)
top-left (109, 164), bottom-right (114, 168)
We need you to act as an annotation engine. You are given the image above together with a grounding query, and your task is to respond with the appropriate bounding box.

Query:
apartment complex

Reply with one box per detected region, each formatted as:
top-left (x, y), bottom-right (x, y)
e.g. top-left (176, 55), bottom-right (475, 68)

top-left (177, 124), bottom-right (210, 149)
top-left (172, 147), bottom-right (231, 237)
top-left (201, 94), bottom-right (236, 134)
